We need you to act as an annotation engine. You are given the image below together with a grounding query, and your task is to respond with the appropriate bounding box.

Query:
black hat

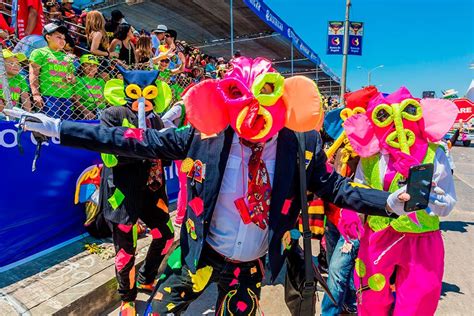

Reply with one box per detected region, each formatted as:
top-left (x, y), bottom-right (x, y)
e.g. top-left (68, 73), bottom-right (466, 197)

top-left (111, 9), bottom-right (124, 21)
top-left (43, 23), bottom-right (68, 36)
top-left (166, 29), bottom-right (177, 40)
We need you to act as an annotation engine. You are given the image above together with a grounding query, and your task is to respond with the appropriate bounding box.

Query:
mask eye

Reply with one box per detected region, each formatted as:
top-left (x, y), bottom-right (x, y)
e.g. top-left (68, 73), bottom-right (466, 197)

top-left (377, 109), bottom-right (390, 122)
top-left (403, 104), bottom-right (417, 115)
top-left (371, 104), bottom-right (393, 127)
top-left (251, 72), bottom-right (285, 106)
top-left (400, 99), bottom-right (422, 121)
top-left (125, 84), bottom-right (142, 99)
top-left (228, 84), bottom-right (243, 99)
top-left (142, 85), bottom-right (158, 100)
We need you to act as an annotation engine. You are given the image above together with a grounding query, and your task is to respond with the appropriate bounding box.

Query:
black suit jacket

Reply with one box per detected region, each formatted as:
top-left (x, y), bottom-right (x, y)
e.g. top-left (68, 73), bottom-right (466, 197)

top-left (60, 122), bottom-right (390, 280)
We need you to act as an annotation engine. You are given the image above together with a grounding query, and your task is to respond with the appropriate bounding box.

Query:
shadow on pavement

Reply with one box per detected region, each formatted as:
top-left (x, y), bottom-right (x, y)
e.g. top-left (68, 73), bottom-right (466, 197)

top-left (439, 221), bottom-right (474, 233)
top-left (440, 281), bottom-right (463, 298)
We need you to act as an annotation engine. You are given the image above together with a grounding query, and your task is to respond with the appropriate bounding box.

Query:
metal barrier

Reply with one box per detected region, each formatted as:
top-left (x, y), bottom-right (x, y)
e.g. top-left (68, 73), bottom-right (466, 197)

top-left (0, 41), bottom-right (195, 120)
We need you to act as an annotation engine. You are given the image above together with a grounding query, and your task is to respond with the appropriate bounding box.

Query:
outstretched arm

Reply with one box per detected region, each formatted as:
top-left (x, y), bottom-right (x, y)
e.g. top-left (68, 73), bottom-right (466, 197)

top-left (3, 108), bottom-right (195, 161)
top-left (60, 120), bottom-right (195, 161)
top-left (306, 132), bottom-right (391, 216)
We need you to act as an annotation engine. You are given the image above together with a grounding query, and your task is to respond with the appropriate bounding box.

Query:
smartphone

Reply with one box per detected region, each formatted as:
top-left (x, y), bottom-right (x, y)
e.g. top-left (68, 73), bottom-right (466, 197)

top-left (404, 163), bottom-right (434, 212)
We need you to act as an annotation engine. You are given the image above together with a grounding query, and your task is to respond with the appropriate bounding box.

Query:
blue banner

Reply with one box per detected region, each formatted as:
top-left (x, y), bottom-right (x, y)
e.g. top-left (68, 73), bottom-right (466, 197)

top-left (327, 21), bottom-right (344, 55)
top-left (0, 121), bottom-right (179, 269)
top-left (244, 0), bottom-right (321, 66)
top-left (348, 22), bottom-right (363, 56)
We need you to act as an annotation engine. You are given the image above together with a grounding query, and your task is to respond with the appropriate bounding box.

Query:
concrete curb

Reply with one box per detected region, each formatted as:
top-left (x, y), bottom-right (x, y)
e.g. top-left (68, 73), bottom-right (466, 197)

top-left (0, 211), bottom-right (178, 316)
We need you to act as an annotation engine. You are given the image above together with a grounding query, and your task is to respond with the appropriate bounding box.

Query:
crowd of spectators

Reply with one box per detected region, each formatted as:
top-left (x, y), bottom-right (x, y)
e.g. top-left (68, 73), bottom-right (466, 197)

top-left (0, 2), bottom-right (232, 120)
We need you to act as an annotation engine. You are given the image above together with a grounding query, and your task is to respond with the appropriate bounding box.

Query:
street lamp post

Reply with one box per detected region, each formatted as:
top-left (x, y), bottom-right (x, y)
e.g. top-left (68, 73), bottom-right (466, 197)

top-left (368, 65), bottom-right (384, 86)
top-left (357, 65), bottom-right (384, 86)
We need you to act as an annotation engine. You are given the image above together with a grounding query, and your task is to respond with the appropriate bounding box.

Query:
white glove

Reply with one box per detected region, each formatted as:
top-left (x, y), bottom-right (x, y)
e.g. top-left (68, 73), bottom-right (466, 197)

top-left (3, 108), bottom-right (61, 139)
top-left (386, 186), bottom-right (410, 216)
top-left (427, 186), bottom-right (450, 216)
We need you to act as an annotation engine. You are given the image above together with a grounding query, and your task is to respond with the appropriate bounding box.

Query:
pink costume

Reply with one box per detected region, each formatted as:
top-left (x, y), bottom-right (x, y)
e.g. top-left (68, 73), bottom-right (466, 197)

top-left (344, 87), bottom-right (458, 315)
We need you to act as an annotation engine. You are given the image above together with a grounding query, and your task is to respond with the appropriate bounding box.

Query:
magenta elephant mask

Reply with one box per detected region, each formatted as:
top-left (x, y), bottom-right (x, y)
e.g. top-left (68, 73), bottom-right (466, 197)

top-left (182, 57), bottom-right (324, 142)
top-left (344, 86), bottom-right (458, 177)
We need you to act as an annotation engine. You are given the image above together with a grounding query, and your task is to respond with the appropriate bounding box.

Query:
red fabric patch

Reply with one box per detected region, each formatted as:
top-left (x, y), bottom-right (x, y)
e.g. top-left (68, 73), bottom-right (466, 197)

top-left (161, 238), bottom-right (174, 255)
top-left (236, 301), bottom-right (247, 312)
top-left (115, 248), bottom-right (133, 272)
top-left (281, 199), bottom-right (292, 215)
top-left (188, 197), bottom-right (204, 217)
top-left (233, 267), bottom-right (241, 278)
top-left (118, 224), bottom-right (133, 233)
top-left (229, 279), bottom-right (239, 287)
top-left (150, 228), bottom-right (162, 239)
top-left (124, 128), bottom-right (144, 142)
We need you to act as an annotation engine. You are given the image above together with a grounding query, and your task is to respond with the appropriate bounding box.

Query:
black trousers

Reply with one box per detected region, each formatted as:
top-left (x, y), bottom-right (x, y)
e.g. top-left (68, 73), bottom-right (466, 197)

top-left (150, 243), bottom-right (265, 315)
top-left (112, 207), bottom-right (173, 302)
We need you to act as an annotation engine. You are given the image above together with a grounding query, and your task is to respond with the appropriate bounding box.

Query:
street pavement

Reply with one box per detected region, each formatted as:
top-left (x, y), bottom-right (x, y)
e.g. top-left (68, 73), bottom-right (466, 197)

top-left (107, 145), bottom-right (474, 316)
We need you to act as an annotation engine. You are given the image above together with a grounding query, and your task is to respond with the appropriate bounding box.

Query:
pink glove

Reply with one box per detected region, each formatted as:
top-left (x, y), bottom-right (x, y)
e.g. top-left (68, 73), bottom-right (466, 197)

top-left (337, 208), bottom-right (364, 242)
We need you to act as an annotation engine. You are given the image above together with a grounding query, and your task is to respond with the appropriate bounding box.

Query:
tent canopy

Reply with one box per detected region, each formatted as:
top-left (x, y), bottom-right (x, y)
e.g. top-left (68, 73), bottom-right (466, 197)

top-left (101, 0), bottom-right (341, 96)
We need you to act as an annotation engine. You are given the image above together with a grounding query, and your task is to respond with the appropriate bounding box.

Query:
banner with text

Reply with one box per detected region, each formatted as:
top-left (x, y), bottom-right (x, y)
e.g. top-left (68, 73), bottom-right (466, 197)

top-left (348, 22), bottom-right (364, 55)
top-left (0, 120), bottom-right (179, 269)
top-left (327, 21), bottom-right (344, 55)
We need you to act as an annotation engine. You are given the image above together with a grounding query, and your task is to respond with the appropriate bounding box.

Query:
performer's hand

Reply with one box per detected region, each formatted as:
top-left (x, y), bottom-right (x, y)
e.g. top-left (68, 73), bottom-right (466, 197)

top-left (386, 186), bottom-right (411, 216)
top-left (3, 108), bottom-right (61, 139)
top-left (427, 185), bottom-right (450, 216)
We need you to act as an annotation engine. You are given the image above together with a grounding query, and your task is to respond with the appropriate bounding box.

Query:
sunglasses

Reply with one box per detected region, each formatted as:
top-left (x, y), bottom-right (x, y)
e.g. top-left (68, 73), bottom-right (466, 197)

top-left (161, 59), bottom-right (170, 63)
top-left (164, 34), bottom-right (171, 38)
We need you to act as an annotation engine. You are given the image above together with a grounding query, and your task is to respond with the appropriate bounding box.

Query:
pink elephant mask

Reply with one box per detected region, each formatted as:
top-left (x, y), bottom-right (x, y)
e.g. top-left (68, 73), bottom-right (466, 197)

top-left (182, 57), bottom-right (324, 142)
top-left (344, 86), bottom-right (458, 177)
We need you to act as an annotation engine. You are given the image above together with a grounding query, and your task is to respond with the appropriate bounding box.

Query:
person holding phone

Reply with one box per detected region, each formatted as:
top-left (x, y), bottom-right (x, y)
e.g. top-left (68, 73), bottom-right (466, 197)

top-left (3, 57), bottom-right (411, 315)
top-left (344, 87), bottom-right (458, 316)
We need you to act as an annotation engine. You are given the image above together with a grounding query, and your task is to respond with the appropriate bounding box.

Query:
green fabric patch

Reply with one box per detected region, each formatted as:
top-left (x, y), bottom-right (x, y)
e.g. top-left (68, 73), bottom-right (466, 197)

top-left (176, 125), bottom-right (190, 132)
top-left (355, 258), bottom-right (366, 278)
top-left (108, 188), bottom-right (125, 210)
top-left (122, 118), bottom-right (136, 128)
top-left (101, 153), bottom-right (118, 168)
top-left (133, 223), bottom-right (138, 248)
top-left (167, 246), bottom-right (182, 271)
top-left (167, 218), bottom-right (174, 234)
top-left (368, 273), bottom-right (386, 292)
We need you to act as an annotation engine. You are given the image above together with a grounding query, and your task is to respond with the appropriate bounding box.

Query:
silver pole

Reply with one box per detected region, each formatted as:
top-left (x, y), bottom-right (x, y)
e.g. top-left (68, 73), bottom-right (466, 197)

top-left (0, 45), bottom-right (13, 110)
top-left (291, 42), bottom-right (294, 75)
top-left (230, 0), bottom-right (234, 56)
top-left (339, 0), bottom-right (351, 105)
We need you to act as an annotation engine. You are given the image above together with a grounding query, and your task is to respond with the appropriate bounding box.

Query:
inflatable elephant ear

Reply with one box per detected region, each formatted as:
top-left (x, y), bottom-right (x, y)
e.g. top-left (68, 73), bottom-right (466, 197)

top-left (183, 79), bottom-right (230, 135)
top-left (283, 76), bottom-right (324, 132)
top-left (104, 79), bottom-right (126, 106)
top-left (344, 114), bottom-right (380, 157)
top-left (420, 98), bottom-right (458, 142)
top-left (153, 80), bottom-right (173, 113)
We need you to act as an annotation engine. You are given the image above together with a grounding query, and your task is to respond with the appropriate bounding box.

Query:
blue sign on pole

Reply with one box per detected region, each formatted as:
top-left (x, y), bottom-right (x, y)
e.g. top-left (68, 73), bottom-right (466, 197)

top-left (327, 21), bottom-right (344, 55)
top-left (348, 22), bottom-right (363, 56)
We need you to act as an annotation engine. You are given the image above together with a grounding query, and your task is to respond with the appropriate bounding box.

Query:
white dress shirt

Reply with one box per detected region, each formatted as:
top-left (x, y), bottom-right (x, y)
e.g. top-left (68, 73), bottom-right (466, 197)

top-left (354, 147), bottom-right (456, 217)
top-left (161, 105), bottom-right (183, 129)
top-left (206, 134), bottom-right (277, 262)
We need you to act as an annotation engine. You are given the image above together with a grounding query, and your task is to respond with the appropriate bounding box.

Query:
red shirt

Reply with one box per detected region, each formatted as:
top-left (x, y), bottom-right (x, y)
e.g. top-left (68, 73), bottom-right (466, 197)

top-left (17, 0), bottom-right (44, 39)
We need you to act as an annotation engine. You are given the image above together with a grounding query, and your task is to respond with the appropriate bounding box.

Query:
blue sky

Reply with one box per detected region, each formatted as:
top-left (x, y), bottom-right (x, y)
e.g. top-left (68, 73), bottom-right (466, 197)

top-left (265, 0), bottom-right (474, 97)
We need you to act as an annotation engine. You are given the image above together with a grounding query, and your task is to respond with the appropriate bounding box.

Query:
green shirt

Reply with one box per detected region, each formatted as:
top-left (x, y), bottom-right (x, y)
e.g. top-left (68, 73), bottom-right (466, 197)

top-left (29, 47), bottom-right (75, 98)
top-left (75, 76), bottom-right (106, 110)
top-left (0, 74), bottom-right (30, 107)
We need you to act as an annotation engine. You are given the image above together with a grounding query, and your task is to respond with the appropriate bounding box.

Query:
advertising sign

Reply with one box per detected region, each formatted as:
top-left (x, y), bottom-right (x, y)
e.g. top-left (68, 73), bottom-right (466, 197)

top-left (327, 21), bottom-right (344, 55)
top-left (453, 98), bottom-right (474, 122)
top-left (348, 22), bottom-right (363, 55)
